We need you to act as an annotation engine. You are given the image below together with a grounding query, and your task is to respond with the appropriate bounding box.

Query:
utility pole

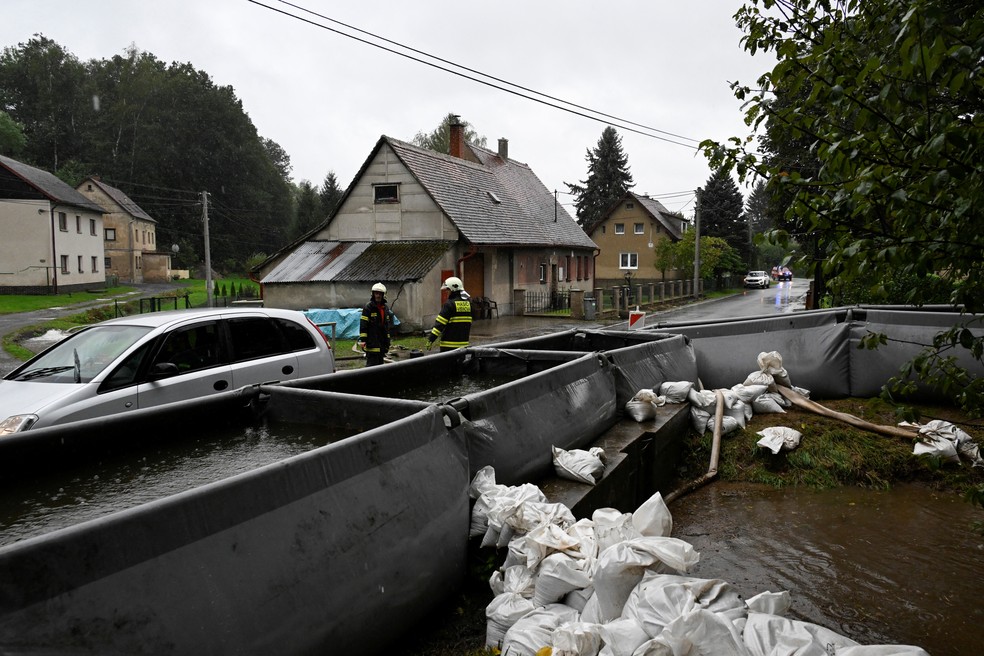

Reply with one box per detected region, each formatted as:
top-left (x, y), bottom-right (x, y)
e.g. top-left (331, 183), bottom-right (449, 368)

top-left (202, 191), bottom-right (213, 308)
top-left (693, 187), bottom-right (702, 300)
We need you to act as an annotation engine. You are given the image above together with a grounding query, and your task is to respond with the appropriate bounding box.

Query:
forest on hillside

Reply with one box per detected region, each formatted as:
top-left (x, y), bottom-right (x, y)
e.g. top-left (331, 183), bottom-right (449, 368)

top-left (0, 35), bottom-right (320, 272)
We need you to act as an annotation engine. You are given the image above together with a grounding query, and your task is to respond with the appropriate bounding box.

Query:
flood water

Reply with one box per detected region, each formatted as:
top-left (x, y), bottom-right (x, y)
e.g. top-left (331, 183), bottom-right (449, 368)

top-left (0, 421), bottom-right (354, 547)
top-left (389, 372), bottom-right (517, 403)
top-left (671, 482), bottom-right (984, 655)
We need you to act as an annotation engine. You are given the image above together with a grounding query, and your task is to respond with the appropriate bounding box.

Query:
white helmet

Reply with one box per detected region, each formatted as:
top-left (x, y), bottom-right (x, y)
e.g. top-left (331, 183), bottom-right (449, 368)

top-left (371, 282), bottom-right (386, 294)
top-left (442, 276), bottom-right (463, 291)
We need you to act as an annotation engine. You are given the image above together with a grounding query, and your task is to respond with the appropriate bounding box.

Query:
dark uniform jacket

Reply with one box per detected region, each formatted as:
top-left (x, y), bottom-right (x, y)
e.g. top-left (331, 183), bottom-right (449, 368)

top-left (429, 291), bottom-right (472, 349)
top-left (359, 297), bottom-right (392, 354)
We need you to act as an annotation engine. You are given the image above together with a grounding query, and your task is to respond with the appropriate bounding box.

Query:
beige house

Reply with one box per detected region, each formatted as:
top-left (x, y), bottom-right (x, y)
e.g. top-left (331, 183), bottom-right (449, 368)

top-left (256, 124), bottom-right (598, 331)
top-left (583, 191), bottom-right (687, 288)
top-left (76, 176), bottom-right (171, 283)
top-left (0, 155), bottom-right (106, 294)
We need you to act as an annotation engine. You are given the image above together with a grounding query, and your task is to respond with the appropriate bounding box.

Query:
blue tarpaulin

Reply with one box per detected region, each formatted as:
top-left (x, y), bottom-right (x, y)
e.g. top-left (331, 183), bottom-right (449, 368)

top-left (303, 308), bottom-right (401, 340)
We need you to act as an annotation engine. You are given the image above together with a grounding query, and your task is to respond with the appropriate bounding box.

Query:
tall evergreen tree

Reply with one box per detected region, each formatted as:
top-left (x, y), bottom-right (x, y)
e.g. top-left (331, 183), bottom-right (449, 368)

top-left (293, 180), bottom-right (321, 239)
top-left (699, 169), bottom-right (749, 267)
top-left (411, 112), bottom-right (486, 153)
top-left (744, 180), bottom-right (773, 235)
top-left (319, 170), bottom-right (344, 217)
top-left (566, 126), bottom-right (634, 230)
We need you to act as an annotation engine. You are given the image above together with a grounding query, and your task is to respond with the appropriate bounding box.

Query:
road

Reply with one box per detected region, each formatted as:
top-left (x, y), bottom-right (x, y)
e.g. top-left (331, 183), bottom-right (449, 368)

top-left (638, 278), bottom-right (809, 327)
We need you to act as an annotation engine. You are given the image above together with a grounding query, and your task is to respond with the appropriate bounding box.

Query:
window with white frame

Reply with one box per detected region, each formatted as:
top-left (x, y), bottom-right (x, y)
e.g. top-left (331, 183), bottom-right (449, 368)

top-left (58, 212), bottom-right (67, 231)
top-left (619, 252), bottom-right (638, 270)
top-left (634, 223), bottom-right (644, 234)
top-left (539, 263), bottom-right (547, 283)
top-left (614, 223), bottom-right (625, 234)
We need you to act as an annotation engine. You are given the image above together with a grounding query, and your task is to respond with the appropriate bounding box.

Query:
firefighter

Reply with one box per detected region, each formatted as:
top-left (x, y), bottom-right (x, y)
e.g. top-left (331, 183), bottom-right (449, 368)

top-left (427, 276), bottom-right (472, 351)
top-left (359, 282), bottom-right (392, 366)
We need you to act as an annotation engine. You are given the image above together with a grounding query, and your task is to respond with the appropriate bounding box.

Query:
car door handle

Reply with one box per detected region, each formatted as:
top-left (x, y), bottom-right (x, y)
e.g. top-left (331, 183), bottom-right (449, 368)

top-left (214, 380), bottom-right (229, 391)
top-left (281, 365), bottom-right (294, 375)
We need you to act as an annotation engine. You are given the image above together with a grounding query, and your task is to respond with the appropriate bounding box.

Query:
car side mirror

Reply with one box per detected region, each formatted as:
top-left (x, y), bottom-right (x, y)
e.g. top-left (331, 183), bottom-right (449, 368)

top-left (148, 362), bottom-right (180, 379)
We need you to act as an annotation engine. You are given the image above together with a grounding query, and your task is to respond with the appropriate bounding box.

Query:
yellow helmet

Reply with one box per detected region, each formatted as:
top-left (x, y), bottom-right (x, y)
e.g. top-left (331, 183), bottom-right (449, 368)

top-left (371, 282), bottom-right (387, 294)
top-left (442, 276), bottom-right (463, 291)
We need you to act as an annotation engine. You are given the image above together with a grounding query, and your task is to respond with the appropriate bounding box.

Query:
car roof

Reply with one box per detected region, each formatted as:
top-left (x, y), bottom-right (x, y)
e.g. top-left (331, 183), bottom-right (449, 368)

top-left (92, 307), bottom-right (307, 329)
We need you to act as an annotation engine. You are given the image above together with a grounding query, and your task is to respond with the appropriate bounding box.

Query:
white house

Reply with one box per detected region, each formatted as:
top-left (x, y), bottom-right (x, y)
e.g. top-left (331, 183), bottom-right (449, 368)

top-left (0, 155), bottom-right (106, 294)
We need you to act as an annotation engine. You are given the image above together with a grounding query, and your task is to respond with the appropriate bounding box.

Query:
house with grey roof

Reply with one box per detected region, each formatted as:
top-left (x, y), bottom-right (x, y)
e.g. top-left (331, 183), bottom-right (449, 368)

top-left (255, 124), bottom-right (598, 331)
top-left (76, 176), bottom-right (171, 284)
top-left (0, 155), bottom-right (107, 294)
top-left (583, 190), bottom-right (688, 289)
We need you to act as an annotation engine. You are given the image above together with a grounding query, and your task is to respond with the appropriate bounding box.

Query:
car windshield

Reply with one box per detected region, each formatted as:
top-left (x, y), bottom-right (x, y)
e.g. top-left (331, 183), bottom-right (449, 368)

top-left (748, 271), bottom-right (766, 276)
top-left (9, 325), bottom-right (153, 384)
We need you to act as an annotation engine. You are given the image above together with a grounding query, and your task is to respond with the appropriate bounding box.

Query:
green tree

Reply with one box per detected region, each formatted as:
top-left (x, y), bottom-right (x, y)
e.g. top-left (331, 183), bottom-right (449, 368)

top-left (319, 170), bottom-right (344, 217)
top-left (0, 110), bottom-right (26, 155)
top-left (262, 137), bottom-right (292, 181)
top-left (411, 112), bottom-right (487, 153)
top-left (566, 126), bottom-right (634, 230)
top-left (703, 0), bottom-right (984, 415)
top-left (674, 230), bottom-right (743, 283)
top-left (699, 169), bottom-right (750, 266)
top-left (653, 236), bottom-right (678, 280)
top-left (292, 180), bottom-right (322, 238)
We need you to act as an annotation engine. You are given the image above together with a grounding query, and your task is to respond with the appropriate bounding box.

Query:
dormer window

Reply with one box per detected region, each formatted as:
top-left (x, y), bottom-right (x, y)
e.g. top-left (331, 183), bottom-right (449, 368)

top-left (373, 184), bottom-right (399, 204)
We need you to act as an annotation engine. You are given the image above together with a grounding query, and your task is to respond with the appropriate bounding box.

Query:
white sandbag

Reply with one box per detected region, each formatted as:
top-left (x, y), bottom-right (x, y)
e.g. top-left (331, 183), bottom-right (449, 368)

top-left (757, 351), bottom-right (792, 388)
top-left (630, 492), bottom-right (673, 538)
top-left (591, 538), bottom-right (700, 622)
top-left (721, 389), bottom-right (748, 428)
top-left (745, 590), bottom-right (791, 616)
top-left (523, 523), bottom-right (584, 570)
top-left (730, 384), bottom-right (769, 404)
top-left (490, 564), bottom-right (536, 598)
top-left (478, 481), bottom-right (548, 542)
top-left (501, 603), bottom-right (580, 656)
top-left (635, 608), bottom-right (749, 656)
top-left (911, 419), bottom-right (983, 466)
top-left (755, 427), bottom-right (802, 454)
top-left (554, 445), bottom-right (607, 485)
top-left (622, 573), bottom-right (747, 640)
top-left (592, 508), bottom-right (643, 554)
top-left (626, 400), bottom-right (658, 422)
top-left (743, 370), bottom-right (775, 389)
top-left (836, 647), bottom-right (931, 655)
top-left (486, 591), bottom-right (536, 649)
top-left (690, 405), bottom-right (712, 434)
top-left (704, 415), bottom-right (741, 436)
top-left (552, 621), bottom-right (604, 656)
top-left (597, 618), bottom-right (651, 656)
top-left (751, 392), bottom-right (787, 414)
top-left (533, 553), bottom-right (593, 607)
top-left (742, 612), bottom-right (858, 656)
top-left (511, 500), bottom-right (577, 534)
top-left (632, 389), bottom-right (666, 405)
top-left (659, 381), bottom-right (693, 404)
top-left (687, 388), bottom-right (717, 408)
top-left (564, 585), bottom-right (594, 613)
top-left (568, 518), bottom-right (600, 562)
top-left (469, 464), bottom-right (500, 498)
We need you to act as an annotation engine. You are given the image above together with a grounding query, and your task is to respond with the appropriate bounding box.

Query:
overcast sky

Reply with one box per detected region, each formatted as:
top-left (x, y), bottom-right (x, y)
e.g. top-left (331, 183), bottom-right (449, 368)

top-left (3, 0), bottom-right (773, 216)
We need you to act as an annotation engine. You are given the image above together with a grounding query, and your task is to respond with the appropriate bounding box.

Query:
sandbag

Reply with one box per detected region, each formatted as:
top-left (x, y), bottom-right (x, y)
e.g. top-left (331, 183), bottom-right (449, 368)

top-left (553, 445), bottom-right (607, 485)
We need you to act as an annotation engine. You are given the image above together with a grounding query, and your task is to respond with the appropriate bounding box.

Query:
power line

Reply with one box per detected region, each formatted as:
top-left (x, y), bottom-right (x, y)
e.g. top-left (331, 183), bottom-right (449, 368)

top-left (247, 0), bottom-right (700, 149)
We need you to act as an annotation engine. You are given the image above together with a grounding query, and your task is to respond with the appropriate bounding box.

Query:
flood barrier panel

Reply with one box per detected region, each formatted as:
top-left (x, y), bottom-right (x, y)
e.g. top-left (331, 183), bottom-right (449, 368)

top-left (0, 389), bottom-right (469, 656)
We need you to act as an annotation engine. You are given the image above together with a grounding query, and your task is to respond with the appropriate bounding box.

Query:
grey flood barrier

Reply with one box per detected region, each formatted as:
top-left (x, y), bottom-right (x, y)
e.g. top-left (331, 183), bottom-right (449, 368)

top-left (0, 307), bottom-right (979, 655)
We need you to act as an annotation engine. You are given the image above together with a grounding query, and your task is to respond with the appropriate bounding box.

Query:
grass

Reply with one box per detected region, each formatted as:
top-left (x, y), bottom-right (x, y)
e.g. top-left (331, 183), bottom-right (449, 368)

top-left (678, 397), bottom-right (984, 494)
top-left (0, 286), bottom-right (138, 314)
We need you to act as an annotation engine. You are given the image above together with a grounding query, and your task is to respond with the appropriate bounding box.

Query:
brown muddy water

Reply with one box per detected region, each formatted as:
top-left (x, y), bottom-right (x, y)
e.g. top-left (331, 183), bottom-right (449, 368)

top-left (671, 482), bottom-right (984, 655)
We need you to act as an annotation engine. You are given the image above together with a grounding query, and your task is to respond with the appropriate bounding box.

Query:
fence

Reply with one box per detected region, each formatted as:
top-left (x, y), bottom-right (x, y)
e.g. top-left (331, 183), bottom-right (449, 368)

top-left (524, 289), bottom-right (571, 314)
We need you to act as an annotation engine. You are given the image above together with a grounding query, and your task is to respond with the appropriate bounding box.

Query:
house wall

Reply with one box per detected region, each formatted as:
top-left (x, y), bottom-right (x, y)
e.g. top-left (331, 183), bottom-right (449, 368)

top-left (317, 143), bottom-right (458, 243)
top-left (591, 201), bottom-right (680, 286)
top-left (0, 199), bottom-right (56, 290)
top-left (76, 184), bottom-right (159, 283)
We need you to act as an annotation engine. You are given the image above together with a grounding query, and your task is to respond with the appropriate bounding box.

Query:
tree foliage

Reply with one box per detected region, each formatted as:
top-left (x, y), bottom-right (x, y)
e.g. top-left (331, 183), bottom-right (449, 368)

top-left (0, 36), bottom-right (295, 272)
top-left (411, 112), bottom-right (487, 153)
top-left (566, 126), bottom-right (635, 230)
top-left (673, 230), bottom-right (743, 282)
top-left (319, 170), bottom-right (344, 217)
top-left (703, 0), bottom-right (984, 416)
top-left (292, 180), bottom-right (321, 239)
top-left (699, 169), bottom-right (750, 266)
top-left (0, 110), bottom-right (26, 156)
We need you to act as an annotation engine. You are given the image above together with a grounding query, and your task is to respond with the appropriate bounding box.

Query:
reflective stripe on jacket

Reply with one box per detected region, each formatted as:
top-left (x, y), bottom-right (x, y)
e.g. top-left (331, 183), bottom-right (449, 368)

top-left (429, 292), bottom-right (472, 349)
top-left (359, 297), bottom-right (391, 353)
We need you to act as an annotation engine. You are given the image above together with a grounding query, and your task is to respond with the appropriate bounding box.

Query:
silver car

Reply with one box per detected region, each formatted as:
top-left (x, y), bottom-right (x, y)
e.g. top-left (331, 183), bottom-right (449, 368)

top-left (743, 271), bottom-right (771, 288)
top-left (0, 307), bottom-right (335, 434)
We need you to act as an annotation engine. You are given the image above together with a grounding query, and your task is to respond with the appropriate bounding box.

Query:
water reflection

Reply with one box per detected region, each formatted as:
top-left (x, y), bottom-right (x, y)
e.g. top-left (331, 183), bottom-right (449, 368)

top-left (671, 483), bottom-right (984, 655)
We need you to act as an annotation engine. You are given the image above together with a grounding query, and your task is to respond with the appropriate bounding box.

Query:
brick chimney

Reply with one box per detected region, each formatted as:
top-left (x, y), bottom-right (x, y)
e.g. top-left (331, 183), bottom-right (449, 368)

top-left (498, 138), bottom-right (509, 160)
top-left (449, 115), bottom-right (464, 159)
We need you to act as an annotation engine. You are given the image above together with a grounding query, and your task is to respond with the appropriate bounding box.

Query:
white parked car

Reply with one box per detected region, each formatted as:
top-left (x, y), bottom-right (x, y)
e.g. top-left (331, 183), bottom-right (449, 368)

top-left (743, 271), bottom-right (771, 288)
top-left (0, 308), bottom-right (335, 434)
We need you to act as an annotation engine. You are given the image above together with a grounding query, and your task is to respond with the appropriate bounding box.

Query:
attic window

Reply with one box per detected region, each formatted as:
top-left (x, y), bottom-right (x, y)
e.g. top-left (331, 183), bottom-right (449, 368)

top-left (626, 202), bottom-right (634, 209)
top-left (373, 184), bottom-right (400, 204)
top-left (487, 191), bottom-right (502, 204)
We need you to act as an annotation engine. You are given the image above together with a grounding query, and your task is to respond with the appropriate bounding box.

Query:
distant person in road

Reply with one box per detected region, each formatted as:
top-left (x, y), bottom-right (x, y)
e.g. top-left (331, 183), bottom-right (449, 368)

top-left (359, 282), bottom-right (392, 367)
top-left (427, 276), bottom-right (472, 352)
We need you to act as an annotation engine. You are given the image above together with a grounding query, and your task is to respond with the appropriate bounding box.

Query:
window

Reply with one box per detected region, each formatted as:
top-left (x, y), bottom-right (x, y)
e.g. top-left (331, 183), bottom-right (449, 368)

top-left (105, 257), bottom-right (112, 269)
top-left (58, 212), bottom-right (67, 231)
top-left (155, 323), bottom-right (222, 373)
top-left (576, 256), bottom-right (582, 281)
top-left (619, 252), bottom-right (639, 270)
top-left (227, 317), bottom-right (287, 361)
top-left (136, 256), bottom-right (142, 270)
top-left (90, 218), bottom-right (97, 235)
top-left (558, 266), bottom-right (565, 282)
top-left (634, 223), bottom-right (644, 234)
top-left (373, 184), bottom-right (399, 204)
top-left (626, 202), bottom-right (635, 209)
top-left (91, 256), bottom-right (98, 273)
top-left (76, 215), bottom-right (82, 233)
top-left (60, 255), bottom-right (69, 274)
top-left (277, 318), bottom-right (318, 352)
top-left (565, 256), bottom-right (572, 282)
top-left (538, 263), bottom-right (547, 284)
top-left (105, 228), bottom-right (117, 241)
top-left (78, 256), bottom-right (83, 273)
top-left (614, 223), bottom-right (625, 235)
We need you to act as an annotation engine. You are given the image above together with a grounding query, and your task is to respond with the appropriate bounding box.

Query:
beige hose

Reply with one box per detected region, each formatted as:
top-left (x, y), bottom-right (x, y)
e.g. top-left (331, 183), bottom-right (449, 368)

top-left (665, 390), bottom-right (724, 505)
top-left (775, 386), bottom-right (919, 440)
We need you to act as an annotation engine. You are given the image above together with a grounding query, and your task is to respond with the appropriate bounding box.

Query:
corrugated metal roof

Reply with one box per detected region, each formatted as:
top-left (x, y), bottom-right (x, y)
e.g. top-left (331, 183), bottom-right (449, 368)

top-left (261, 240), bottom-right (453, 284)
top-left (0, 155), bottom-right (106, 213)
